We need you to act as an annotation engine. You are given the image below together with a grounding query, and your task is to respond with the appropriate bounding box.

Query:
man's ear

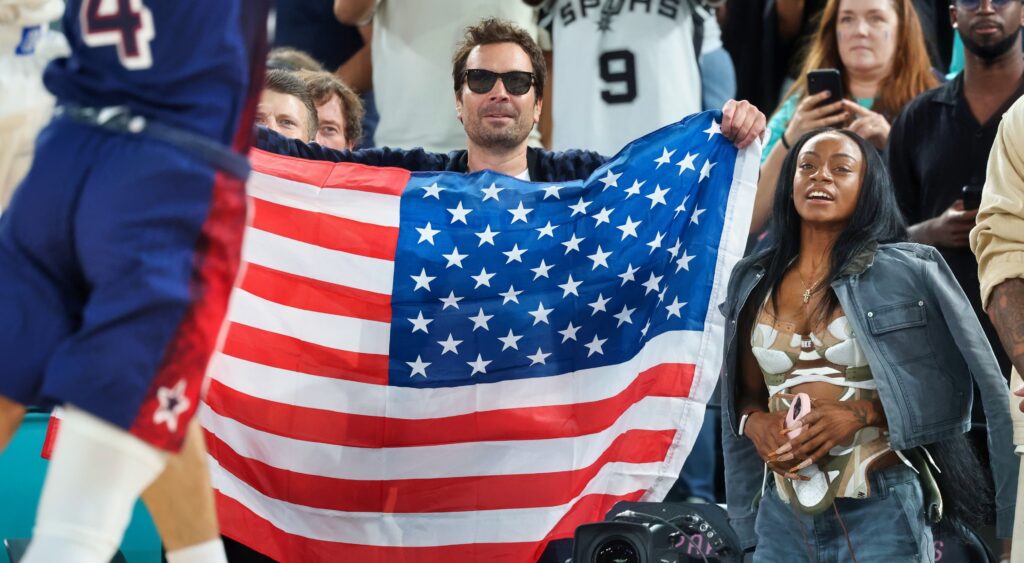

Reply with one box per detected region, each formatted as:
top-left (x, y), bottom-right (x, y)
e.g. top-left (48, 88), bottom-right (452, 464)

top-left (455, 92), bottom-right (464, 123)
top-left (534, 97), bottom-right (542, 125)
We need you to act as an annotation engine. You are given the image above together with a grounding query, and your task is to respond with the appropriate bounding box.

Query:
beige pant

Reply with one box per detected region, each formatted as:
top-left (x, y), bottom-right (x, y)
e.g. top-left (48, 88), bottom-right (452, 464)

top-left (1013, 461), bottom-right (1024, 562)
top-left (1011, 368), bottom-right (1024, 562)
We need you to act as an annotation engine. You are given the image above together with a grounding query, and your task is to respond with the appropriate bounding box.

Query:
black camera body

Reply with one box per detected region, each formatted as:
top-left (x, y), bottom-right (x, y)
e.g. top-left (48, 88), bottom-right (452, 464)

top-left (572, 521), bottom-right (681, 563)
top-left (572, 521), bottom-right (659, 563)
top-left (569, 502), bottom-right (743, 563)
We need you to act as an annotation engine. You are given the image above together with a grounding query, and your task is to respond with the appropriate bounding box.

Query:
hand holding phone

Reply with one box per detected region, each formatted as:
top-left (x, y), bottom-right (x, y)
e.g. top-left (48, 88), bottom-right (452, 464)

top-left (783, 69), bottom-right (849, 145)
top-left (785, 393), bottom-right (812, 440)
top-left (807, 69), bottom-right (844, 108)
top-left (962, 184), bottom-right (983, 211)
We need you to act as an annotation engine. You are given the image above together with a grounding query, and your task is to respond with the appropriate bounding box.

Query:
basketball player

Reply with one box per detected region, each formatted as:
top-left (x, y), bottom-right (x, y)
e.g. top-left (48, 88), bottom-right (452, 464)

top-left (0, 1), bottom-right (270, 561)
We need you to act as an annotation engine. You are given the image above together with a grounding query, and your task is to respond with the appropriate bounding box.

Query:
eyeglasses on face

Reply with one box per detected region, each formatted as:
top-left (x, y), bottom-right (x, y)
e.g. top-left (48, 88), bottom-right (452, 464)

top-left (463, 69), bottom-right (535, 96)
top-left (955, 0), bottom-right (1015, 10)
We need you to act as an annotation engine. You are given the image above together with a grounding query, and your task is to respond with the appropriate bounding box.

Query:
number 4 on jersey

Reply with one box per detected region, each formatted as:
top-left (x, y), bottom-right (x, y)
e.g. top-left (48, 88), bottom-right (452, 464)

top-left (80, 0), bottom-right (155, 70)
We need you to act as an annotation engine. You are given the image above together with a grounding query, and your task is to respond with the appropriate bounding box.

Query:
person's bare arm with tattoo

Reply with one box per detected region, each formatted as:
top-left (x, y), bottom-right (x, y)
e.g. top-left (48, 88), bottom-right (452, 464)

top-left (971, 100), bottom-right (1024, 561)
top-left (973, 99), bottom-right (1024, 405)
top-left (990, 280), bottom-right (1024, 412)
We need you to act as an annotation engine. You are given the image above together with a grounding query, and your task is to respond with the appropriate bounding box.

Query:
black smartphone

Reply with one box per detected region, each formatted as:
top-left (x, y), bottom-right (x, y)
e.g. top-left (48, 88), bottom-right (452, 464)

top-left (962, 184), bottom-right (983, 211)
top-left (807, 69), bottom-right (844, 108)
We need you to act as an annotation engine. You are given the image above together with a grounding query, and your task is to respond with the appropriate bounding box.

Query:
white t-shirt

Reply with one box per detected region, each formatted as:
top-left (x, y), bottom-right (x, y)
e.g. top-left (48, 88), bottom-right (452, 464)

top-left (544, 0), bottom-right (702, 156)
top-left (371, 0), bottom-right (541, 153)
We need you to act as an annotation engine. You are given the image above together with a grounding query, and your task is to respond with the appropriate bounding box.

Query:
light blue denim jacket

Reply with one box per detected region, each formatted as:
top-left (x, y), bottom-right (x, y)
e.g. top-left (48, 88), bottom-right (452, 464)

top-left (718, 242), bottom-right (1017, 546)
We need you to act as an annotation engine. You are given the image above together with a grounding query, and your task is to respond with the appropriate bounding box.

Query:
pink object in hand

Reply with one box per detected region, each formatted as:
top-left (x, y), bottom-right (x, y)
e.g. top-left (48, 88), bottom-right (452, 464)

top-left (786, 393), bottom-right (812, 440)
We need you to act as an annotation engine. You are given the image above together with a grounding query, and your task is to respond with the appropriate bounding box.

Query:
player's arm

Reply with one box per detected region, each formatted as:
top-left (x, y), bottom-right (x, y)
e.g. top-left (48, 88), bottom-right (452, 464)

top-left (334, 0), bottom-right (377, 26)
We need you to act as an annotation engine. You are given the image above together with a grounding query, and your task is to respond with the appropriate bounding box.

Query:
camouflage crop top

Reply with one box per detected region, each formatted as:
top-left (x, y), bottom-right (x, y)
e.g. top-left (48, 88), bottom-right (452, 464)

top-left (751, 303), bottom-right (895, 515)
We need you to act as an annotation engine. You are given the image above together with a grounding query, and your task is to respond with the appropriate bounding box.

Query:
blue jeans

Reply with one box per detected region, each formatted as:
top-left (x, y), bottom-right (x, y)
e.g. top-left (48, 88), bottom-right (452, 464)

top-left (753, 464), bottom-right (934, 562)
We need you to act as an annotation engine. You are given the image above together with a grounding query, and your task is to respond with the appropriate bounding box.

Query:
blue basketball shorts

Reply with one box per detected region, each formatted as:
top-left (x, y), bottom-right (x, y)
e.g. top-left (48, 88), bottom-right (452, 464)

top-left (0, 115), bottom-right (247, 452)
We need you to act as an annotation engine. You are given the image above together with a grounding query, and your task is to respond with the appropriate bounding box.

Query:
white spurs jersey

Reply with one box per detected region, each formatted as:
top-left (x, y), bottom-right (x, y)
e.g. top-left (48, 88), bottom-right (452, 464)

top-left (543, 0), bottom-right (701, 155)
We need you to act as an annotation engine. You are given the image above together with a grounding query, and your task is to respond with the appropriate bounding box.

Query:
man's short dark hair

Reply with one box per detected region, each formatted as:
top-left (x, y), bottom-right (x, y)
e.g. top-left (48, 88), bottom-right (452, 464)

top-left (264, 69), bottom-right (319, 140)
top-left (451, 18), bottom-right (546, 100)
top-left (267, 47), bottom-right (324, 72)
top-left (297, 70), bottom-right (366, 146)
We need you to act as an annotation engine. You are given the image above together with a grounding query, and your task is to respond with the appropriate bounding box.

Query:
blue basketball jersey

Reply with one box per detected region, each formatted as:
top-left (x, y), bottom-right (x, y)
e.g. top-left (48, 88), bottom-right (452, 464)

top-left (43, 0), bottom-right (270, 146)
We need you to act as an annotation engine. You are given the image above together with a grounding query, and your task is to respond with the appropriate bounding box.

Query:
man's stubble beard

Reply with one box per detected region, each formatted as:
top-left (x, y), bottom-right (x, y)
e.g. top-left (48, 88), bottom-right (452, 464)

top-left (465, 105), bottom-right (533, 151)
top-left (470, 122), bottom-right (529, 151)
top-left (962, 24), bottom-right (1022, 61)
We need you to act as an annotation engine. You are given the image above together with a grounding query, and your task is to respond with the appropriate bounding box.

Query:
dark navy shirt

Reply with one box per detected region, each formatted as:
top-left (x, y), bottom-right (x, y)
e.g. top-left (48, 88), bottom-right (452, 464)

top-left (255, 127), bottom-right (609, 183)
top-left (886, 72), bottom-right (1024, 376)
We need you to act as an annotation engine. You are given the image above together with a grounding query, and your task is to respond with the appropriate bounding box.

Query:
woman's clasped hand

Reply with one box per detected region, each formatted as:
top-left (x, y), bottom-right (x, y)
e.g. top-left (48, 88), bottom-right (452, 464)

top-left (746, 396), bottom-right (885, 481)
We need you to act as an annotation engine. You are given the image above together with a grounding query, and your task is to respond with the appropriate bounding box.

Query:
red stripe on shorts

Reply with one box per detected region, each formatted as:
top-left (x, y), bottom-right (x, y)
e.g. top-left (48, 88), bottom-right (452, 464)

top-left (128, 170), bottom-right (248, 451)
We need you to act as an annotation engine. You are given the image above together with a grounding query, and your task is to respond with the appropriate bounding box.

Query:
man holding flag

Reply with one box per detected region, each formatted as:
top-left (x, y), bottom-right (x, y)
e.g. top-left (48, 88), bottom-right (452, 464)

top-left (206, 17), bottom-right (767, 562)
top-left (255, 18), bottom-right (765, 180)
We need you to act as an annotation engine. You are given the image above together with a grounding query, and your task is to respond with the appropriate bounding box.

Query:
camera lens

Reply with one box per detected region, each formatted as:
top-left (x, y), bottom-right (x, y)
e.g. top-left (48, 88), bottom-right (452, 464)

top-left (594, 539), bottom-right (640, 563)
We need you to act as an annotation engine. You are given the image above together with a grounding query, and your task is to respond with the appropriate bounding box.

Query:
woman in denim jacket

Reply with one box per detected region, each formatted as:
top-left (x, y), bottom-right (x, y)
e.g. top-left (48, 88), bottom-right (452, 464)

top-left (719, 128), bottom-right (1016, 561)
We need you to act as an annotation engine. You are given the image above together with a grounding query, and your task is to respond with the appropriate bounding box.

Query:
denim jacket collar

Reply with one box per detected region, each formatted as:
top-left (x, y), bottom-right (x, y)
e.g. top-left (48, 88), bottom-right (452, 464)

top-left (839, 241), bottom-right (878, 277)
top-left (745, 240), bottom-right (879, 279)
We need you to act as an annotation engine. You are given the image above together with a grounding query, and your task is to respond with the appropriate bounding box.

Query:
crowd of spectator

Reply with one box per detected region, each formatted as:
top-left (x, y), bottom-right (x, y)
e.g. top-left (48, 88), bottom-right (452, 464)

top-left (253, 1), bottom-right (1024, 561)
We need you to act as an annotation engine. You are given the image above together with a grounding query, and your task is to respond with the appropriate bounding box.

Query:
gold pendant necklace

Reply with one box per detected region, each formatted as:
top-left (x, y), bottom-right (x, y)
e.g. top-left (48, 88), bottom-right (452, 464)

top-left (797, 268), bottom-right (827, 305)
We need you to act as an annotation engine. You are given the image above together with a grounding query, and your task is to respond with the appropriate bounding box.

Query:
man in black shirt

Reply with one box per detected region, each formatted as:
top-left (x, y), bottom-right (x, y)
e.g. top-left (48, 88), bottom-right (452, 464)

top-left (887, 0), bottom-right (1024, 378)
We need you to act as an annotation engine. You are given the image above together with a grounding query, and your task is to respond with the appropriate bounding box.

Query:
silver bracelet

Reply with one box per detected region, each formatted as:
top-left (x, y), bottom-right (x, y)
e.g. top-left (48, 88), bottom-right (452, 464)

top-left (738, 412), bottom-right (752, 437)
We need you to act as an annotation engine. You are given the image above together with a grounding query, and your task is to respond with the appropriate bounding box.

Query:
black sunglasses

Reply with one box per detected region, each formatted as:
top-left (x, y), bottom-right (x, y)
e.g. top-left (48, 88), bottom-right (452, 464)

top-left (463, 69), bottom-right (535, 96)
top-left (956, 0), bottom-right (1014, 9)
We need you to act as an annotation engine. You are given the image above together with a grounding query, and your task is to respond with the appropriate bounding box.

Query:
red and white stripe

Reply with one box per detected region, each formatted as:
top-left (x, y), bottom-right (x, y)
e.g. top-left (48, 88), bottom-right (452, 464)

top-left (203, 147), bottom-right (757, 562)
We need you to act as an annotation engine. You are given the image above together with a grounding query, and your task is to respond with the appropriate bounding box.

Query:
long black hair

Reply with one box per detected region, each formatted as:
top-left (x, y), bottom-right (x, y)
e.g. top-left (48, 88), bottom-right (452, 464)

top-left (758, 128), bottom-right (991, 539)
top-left (758, 128), bottom-right (908, 322)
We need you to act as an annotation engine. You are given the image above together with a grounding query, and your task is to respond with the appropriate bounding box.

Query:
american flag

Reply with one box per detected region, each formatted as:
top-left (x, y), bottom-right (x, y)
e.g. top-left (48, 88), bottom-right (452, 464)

top-left (202, 111), bottom-right (758, 562)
